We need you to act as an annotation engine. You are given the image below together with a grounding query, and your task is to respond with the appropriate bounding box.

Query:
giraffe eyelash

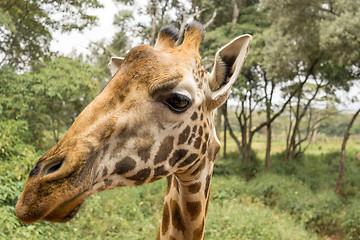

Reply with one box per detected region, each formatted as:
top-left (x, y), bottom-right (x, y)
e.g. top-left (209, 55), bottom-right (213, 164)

top-left (161, 93), bottom-right (192, 113)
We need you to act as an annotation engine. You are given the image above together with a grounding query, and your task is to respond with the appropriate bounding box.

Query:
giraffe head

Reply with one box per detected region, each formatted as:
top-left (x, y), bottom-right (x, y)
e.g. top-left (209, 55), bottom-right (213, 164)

top-left (16, 22), bottom-right (251, 224)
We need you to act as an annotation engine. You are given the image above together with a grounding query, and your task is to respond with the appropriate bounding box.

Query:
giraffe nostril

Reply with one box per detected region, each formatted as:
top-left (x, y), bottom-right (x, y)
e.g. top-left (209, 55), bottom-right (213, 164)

top-left (44, 159), bottom-right (64, 176)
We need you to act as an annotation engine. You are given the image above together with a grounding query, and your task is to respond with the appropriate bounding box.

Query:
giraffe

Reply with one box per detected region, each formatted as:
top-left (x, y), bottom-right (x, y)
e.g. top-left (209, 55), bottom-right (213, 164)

top-left (15, 21), bottom-right (251, 240)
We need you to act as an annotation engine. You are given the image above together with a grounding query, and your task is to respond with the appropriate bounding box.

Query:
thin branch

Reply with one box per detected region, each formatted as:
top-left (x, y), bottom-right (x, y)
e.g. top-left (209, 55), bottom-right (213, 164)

top-left (224, 109), bottom-right (243, 157)
top-left (203, 9), bottom-right (217, 29)
top-left (298, 79), bottom-right (324, 122)
top-left (302, 110), bottom-right (337, 152)
top-left (176, 8), bottom-right (208, 46)
top-left (295, 106), bottom-right (313, 150)
top-left (318, 6), bottom-right (340, 17)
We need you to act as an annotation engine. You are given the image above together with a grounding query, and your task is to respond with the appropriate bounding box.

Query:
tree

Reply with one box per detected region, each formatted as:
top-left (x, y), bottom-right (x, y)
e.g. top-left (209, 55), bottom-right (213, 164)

top-left (0, 0), bottom-right (103, 69)
top-left (260, 0), bottom-right (360, 162)
top-left (335, 108), bottom-right (360, 195)
top-left (0, 57), bottom-right (101, 149)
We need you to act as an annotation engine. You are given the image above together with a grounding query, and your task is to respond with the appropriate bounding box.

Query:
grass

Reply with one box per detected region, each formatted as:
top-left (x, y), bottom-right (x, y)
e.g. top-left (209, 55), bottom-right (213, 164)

top-left (1, 177), bottom-right (320, 240)
top-left (219, 131), bottom-right (359, 159)
top-left (1, 134), bottom-right (359, 239)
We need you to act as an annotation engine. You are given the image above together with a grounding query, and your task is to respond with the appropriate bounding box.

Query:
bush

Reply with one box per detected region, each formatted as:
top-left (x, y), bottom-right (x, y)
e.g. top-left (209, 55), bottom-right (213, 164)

top-left (245, 173), bottom-right (342, 234)
top-left (0, 119), bottom-right (31, 160)
top-left (295, 191), bottom-right (342, 234)
top-left (0, 173), bottom-right (26, 238)
top-left (342, 198), bottom-right (360, 240)
top-left (213, 150), bottom-right (261, 179)
top-left (205, 198), bottom-right (317, 240)
top-left (246, 172), bottom-right (311, 207)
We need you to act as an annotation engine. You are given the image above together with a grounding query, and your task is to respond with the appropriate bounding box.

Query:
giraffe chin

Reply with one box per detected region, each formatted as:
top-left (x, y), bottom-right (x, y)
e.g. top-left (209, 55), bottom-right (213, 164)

top-left (42, 194), bottom-right (87, 223)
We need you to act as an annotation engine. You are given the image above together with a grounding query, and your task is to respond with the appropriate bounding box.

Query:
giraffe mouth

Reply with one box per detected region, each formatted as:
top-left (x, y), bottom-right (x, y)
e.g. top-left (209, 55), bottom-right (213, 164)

top-left (42, 193), bottom-right (88, 223)
top-left (16, 190), bottom-right (89, 224)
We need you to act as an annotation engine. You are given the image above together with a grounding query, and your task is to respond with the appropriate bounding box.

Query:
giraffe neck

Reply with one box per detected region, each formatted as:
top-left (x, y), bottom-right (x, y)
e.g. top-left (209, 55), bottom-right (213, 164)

top-left (157, 154), bottom-right (215, 240)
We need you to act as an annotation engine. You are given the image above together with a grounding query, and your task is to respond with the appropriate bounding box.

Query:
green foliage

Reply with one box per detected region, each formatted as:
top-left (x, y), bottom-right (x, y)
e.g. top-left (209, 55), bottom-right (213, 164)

top-left (298, 191), bottom-right (342, 234)
top-left (206, 175), bottom-right (318, 239)
top-left (213, 150), bottom-right (261, 179)
top-left (246, 173), bottom-right (311, 206)
top-left (0, 172), bottom-right (24, 207)
top-left (260, 0), bottom-right (360, 85)
top-left (319, 113), bottom-right (360, 136)
top-left (206, 198), bottom-right (317, 240)
top-left (0, 154), bottom-right (39, 238)
top-left (0, 119), bottom-right (38, 181)
top-left (0, 119), bottom-right (30, 159)
top-left (246, 172), bottom-right (342, 234)
top-left (0, 0), bottom-right (103, 68)
top-left (270, 150), bottom-right (360, 197)
top-left (0, 141), bottom-right (358, 239)
top-left (0, 57), bottom-right (101, 149)
top-left (0, 66), bottom-right (34, 119)
top-left (342, 198), bottom-right (360, 240)
top-left (201, 6), bottom-right (268, 59)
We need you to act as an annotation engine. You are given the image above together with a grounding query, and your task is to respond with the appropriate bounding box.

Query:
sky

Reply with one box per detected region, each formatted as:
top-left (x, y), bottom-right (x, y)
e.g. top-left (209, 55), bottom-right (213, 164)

top-left (50, 0), bottom-right (118, 56)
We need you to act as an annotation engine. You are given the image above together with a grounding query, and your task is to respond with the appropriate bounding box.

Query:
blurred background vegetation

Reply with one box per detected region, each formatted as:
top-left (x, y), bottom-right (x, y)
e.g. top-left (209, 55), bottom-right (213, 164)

top-left (0, 0), bottom-right (359, 239)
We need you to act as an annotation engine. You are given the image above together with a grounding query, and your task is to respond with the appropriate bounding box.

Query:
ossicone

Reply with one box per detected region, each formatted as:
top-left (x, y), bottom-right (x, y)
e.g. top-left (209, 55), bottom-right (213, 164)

top-left (154, 25), bottom-right (180, 50)
top-left (181, 21), bottom-right (206, 50)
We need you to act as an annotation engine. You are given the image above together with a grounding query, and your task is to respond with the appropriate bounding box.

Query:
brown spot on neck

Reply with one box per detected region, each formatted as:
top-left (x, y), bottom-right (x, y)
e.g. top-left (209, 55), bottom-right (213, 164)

top-left (162, 202), bottom-right (170, 236)
top-left (170, 199), bottom-right (186, 233)
top-left (128, 168), bottom-right (151, 185)
top-left (178, 153), bottom-right (198, 168)
top-left (154, 136), bottom-right (174, 164)
top-left (186, 201), bottom-right (202, 221)
top-left (191, 112), bottom-right (198, 121)
top-left (169, 149), bottom-right (188, 167)
top-left (188, 182), bottom-right (201, 194)
top-left (178, 126), bottom-right (191, 145)
top-left (113, 157), bottom-right (136, 175)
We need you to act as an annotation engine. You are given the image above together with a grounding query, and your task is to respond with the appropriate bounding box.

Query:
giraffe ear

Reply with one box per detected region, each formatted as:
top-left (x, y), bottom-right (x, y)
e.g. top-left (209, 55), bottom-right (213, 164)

top-left (208, 34), bottom-right (252, 109)
top-left (108, 57), bottom-right (125, 77)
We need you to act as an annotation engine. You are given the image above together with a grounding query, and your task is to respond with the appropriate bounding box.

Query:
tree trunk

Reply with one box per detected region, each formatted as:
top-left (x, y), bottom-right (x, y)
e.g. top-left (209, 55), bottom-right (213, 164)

top-left (148, 1), bottom-right (158, 46)
top-left (265, 123), bottom-right (271, 169)
top-left (243, 141), bottom-right (250, 181)
top-left (312, 121), bottom-right (319, 144)
top-left (264, 78), bottom-right (273, 169)
top-left (335, 108), bottom-right (360, 195)
top-left (288, 89), bottom-right (302, 161)
top-left (285, 104), bottom-right (293, 164)
top-left (285, 80), bottom-right (322, 162)
top-left (245, 131), bottom-right (254, 181)
top-left (232, 0), bottom-right (240, 24)
top-left (224, 107), bottom-right (243, 158)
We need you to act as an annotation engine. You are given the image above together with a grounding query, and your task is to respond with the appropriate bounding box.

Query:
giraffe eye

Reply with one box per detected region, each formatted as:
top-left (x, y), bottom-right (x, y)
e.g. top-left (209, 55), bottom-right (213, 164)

top-left (163, 94), bottom-right (191, 113)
